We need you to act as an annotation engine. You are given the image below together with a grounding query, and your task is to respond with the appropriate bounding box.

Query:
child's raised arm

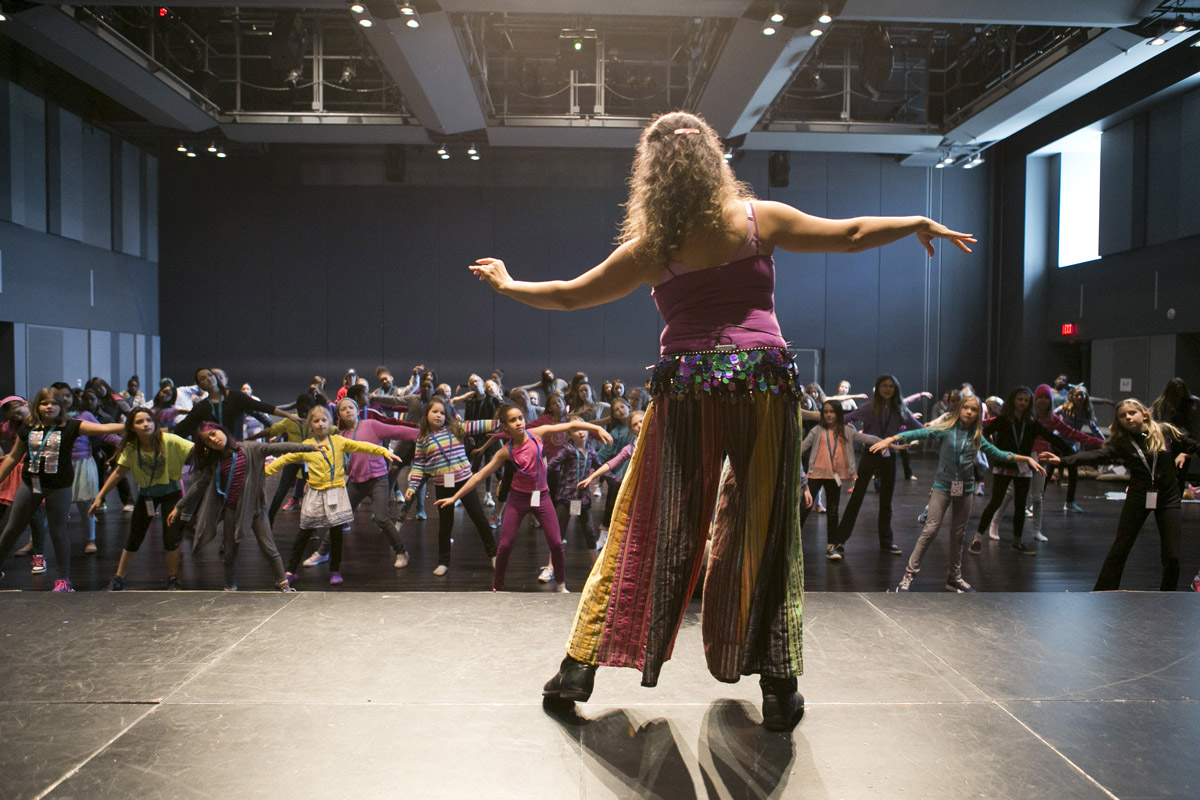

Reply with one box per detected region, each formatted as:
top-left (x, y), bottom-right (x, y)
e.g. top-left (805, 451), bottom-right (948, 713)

top-left (432, 447), bottom-right (509, 507)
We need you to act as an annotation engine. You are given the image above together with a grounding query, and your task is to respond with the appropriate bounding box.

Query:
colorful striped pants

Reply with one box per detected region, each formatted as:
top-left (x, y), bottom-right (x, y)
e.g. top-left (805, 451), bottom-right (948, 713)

top-left (566, 389), bottom-right (805, 686)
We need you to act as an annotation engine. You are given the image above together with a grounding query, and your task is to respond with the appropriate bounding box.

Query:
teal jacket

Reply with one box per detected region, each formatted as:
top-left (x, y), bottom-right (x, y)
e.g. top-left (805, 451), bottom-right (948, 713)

top-left (896, 423), bottom-right (1017, 493)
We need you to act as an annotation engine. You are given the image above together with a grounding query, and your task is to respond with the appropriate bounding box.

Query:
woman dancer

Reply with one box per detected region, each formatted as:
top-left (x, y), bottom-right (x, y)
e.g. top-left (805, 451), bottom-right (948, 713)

top-left (90, 408), bottom-right (194, 590)
top-left (264, 406), bottom-right (401, 586)
top-left (799, 400), bottom-right (884, 561)
top-left (0, 388), bottom-right (124, 591)
top-left (467, 110), bottom-right (974, 731)
top-left (836, 375), bottom-right (924, 555)
top-left (434, 404), bottom-right (610, 592)
top-left (404, 397), bottom-right (501, 576)
top-left (174, 367), bottom-right (296, 440)
top-left (870, 395), bottom-right (1044, 592)
top-left (1039, 399), bottom-right (1200, 591)
top-left (167, 423), bottom-right (316, 591)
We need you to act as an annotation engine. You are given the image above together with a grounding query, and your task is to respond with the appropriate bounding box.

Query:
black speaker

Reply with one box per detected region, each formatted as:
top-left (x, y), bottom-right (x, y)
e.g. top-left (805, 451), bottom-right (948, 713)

top-left (768, 151), bottom-right (790, 188)
top-left (385, 146), bottom-right (406, 183)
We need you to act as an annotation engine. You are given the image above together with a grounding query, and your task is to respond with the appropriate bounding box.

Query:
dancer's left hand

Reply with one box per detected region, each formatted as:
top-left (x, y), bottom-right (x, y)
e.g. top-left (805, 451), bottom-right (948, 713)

top-left (471, 258), bottom-right (513, 292)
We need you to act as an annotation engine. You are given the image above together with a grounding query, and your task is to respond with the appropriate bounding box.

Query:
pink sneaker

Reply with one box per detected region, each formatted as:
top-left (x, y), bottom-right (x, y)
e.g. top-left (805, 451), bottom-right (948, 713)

top-left (329, 572), bottom-right (343, 585)
top-left (52, 579), bottom-right (74, 593)
top-left (30, 555), bottom-right (47, 574)
top-left (281, 497), bottom-right (298, 512)
top-left (1191, 573), bottom-right (1200, 593)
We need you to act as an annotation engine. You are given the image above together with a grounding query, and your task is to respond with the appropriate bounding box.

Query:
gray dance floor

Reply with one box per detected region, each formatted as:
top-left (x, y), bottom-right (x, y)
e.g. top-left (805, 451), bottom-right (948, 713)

top-left (2, 591), bottom-right (1196, 799)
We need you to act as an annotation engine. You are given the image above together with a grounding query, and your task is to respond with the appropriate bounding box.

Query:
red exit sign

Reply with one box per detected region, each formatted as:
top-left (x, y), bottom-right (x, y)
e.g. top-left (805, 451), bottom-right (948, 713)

top-left (1061, 323), bottom-right (1077, 336)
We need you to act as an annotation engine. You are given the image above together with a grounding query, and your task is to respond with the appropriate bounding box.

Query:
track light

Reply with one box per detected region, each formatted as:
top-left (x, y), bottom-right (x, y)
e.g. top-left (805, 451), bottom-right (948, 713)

top-left (399, 2), bottom-right (416, 15)
top-left (186, 151), bottom-right (197, 158)
top-left (1149, 34), bottom-right (1167, 45)
top-left (942, 154), bottom-right (955, 165)
top-left (1172, 16), bottom-right (1188, 33)
top-left (437, 145), bottom-right (449, 160)
top-left (405, 16), bottom-right (420, 28)
top-left (962, 152), bottom-right (984, 169)
top-left (819, 12), bottom-right (833, 24)
top-left (723, 146), bottom-right (733, 161)
top-left (207, 142), bottom-right (218, 153)
top-left (809, 28), bottom-right (823, 37)
top-left (769, 12), bottom-right (784, 23)
top-left (176, 142), bottom-right (188, 152)
top-left (216, 150), bottom-right (227, 158)
top-left (358, 17), bottom-right (373, 27)
top-left (467, 144), bottom-right (477, 155)
top-left (349, 2), bottom-right (365, 13)
top-left (934, 161), bottom-right (946, 169)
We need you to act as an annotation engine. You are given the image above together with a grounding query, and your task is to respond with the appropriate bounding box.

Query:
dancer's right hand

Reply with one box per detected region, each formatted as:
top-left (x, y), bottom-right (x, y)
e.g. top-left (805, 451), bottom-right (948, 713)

top-left (470, 258), bottom-right (513, 292)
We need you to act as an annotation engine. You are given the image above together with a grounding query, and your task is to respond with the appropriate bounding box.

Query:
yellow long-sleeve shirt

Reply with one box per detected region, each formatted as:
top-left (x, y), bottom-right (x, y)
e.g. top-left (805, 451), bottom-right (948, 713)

top-left (264, 434), bottom-right (389, 490)
top-left (265, 418), bottom-right (311, 443)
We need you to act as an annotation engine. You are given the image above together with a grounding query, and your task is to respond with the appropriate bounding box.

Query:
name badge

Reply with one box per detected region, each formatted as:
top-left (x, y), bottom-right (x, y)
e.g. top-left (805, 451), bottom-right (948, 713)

top-left (328, 494), bottom-right (339, 510)
top-left (30, 475), bottom-right (41, 495)
top-left (570, 500), bottom-right (582, 516)
top-left (443, 473), bottom-right (455, 488)
top-left (1145, 491), bottom-right (1157, 510)
top-left (530, 490), bottom-right (541, 507)
top-left (145, 499), bottom-right (156, 517)
top-left (950, 480), bottom-right (964, 497)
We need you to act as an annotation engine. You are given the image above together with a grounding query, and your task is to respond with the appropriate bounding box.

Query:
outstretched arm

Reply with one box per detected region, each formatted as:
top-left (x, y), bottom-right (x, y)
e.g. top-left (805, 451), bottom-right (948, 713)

top-left (470, 242), bottom-right (655, 311)
top-left (755, 200), bottom-right (976, 257)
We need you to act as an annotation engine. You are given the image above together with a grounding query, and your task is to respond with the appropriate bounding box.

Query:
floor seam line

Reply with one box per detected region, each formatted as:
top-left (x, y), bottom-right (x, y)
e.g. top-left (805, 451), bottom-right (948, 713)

top-left (995, 700), bottom-right (1122, 800)
top-left (32, 705), bottom-right (160, 800)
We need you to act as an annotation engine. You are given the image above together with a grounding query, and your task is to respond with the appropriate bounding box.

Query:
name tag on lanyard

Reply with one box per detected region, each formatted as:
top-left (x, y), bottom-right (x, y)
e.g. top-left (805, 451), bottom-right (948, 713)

top-left (570, 499), bottom-right (582, 516)
top-left (30, 475), bottom-right (42, 495)
top-left (950, 480), bottom-right (964, 497)
top-left (531, 490), bottom-right (541, 507)
top-left (443, 472), bottom-right (455, 488)
top-left (145, 498), bottom-right (156, 517)
top-left (1145, 491), bottom-right (1158, 509)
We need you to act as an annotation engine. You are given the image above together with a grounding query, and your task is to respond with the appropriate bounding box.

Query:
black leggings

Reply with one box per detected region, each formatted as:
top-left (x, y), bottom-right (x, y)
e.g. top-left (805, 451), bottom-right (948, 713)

top-left (289, 526), bottom-right (344, 573)
top-left (800, 478), bottom-right (842, 545)
top-left (1054, 463), bottom-right (1078, 502)
top-left (1096, 488), bottom-right (1182, 591)
top-left (433, 484), bottom-right (496, 566)
top-left (976, 474), bottom-right (1031, 540)
top-left (0, 484), bottom-right (72, 579)
top-left (836, 451), bottom-right (897, 547)
top-left (125, 491), bottom-right (184, 551)
top-left (268, 462), bottom-right (303, 525)
top-left (555, 501), bottom-right (596, 549)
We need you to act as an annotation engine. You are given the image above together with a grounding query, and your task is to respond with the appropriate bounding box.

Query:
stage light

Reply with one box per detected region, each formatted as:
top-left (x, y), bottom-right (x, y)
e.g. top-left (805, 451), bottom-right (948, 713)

top-left (809, 28), bottom-right (823, 37)
top-left (942, 154), bottom-right (955, 165)
top-left (349, 2), bottom-right (365, 13)
top-left (406, 16), bottom-right (420, 28)
top-left (467, 144), bottom-right (477, 155)
top-left (769, 12), bottom-right (784, 24)
top-left (723, 146), bottom-right (733, 161)
top-left (207, 142), bottom-right (218, 153)
top-left (176, 142), bottom-right (188, 152)
top-left (1150, 35), bottom-right (1167, 45)
top-left (1172, 16), bottom-right (1188, 33)
top-left (358, 17), bottom-right (373, 27)
top-left (399, 2), bottom-right (416, 15)
top-left (216, 150), bottom-right (227, 158)
top-left (962, 152), bottom-right (984, 169)
top-left (934, 160), bottom-right (946, 169)
top-left (437, 145), bottom-right (449, 160)
top-left (186, 151), bottom-right (197, 158)
top-left (763, 25), bottom-right (777, 36)
top-left (819, 12), bottom-right (833, 24)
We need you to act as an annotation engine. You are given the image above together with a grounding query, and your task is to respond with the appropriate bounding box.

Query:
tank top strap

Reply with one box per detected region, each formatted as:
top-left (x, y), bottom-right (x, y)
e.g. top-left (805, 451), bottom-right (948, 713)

top-left (745, 201), bottom-right (762, 254)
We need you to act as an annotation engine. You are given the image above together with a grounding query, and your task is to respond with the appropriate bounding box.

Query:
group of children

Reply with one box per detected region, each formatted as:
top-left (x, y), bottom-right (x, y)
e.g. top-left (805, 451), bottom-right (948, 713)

top-left (1, 366), bottom-right (1198, 594)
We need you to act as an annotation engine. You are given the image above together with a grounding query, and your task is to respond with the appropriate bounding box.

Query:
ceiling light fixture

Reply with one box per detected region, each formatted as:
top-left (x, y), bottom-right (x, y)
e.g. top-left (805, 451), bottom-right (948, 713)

top-left (962, 152), bottom-right (984, 169)
top-left (769, 12), bottom-right (785, 24)
top-left (399, 2), bottom-right (416, 15)
top-left (723, 146), bottom-right (734, 161)
top-left (358, 17), bottom-right (373, 27)
top-left (406, 16), bottom-right (420, 28)
top-left (349, 2), bottom-right (365, 13)
top-left (1149, 34), bottom-right (1167, 45)
top-left (216, 150), bottom-right (227, 158)
top-left (762, 25), bottom-right (777, 36)
top-left (819, 12), bottom-right (833, 24)
top-left (437, 145), bottom-right (449, 160)
top-left (809, 28), bottom-right (823, 37)
top-left (207, 142), bottom-right (218, 153)
top-left (0, 12), bottom-right (8, 22)
top-left (176, 142), bottom-right (188, 152)
top-left (186, 151), bottom-right (197, 158)
top-left (1172, 16), bottom-right (1188, 33)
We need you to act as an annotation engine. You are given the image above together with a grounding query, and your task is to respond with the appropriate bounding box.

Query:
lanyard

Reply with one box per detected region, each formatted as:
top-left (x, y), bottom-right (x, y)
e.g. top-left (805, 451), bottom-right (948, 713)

top-left (208, 395), bottom-right (223, 426)
top-left (951, 428), bottom-right (965, 475)
top-left (1131, 438), bottom-right (1158, 482)
top-left (344, 422), bottom-right (361, 468)
top-left (216, 451), bottom-right (238, 498)
top-left (317, 436), bottom-right (338, 475)
top-left (30, 424), bottom-right (59, 471)
top-left (137, 445), bottom-right (162, 485)
top-left (1011, 421), bottom-right (1026, 450)
top-left (430, 429), bottom-right (458, 470)
top-left (824, 429), bottom-right (839, 464)
top-left (508, 436), bottom-right (544, 479)
top-left (572, 444), bottom-right (588, 486)
top-left (880, 408), bottom-right (892, 436)
top-left (296, 421), bottom-right (309, 442)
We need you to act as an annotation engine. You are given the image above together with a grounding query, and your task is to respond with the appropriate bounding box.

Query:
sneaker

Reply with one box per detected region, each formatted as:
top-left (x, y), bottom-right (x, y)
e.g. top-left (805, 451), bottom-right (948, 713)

top-left (593, 487), bottom-right (602, 498)
top-left (555, 583), bottom-right (569, 593)
top-left (484, 492), bottom-right (496, 507)
top-left (974, 485), bottom-right (985, 496)
top-left (433, 564), bottom-right (448, 577)
top-left (1025, 507), bottom-right (1034, 518)
top-left (825, 544), bottom-right (842, 562)
top-left (987, 521), bottom-right (1000, 540)
top-left (284, 571), bottom-right (298, 586)
top-left (84, 541), bottom-right (97, 554)
top-left (394, 552), bottom-right (409, 568)
top-left (489, 514), bottom-right (501, 529)
top-left (968, 539), bottom-right (982, 555)
top-left (417, 509), bottom-right (427, 521)
top-left (1191, 574), bottom-right (1200, 592)
top-left (531, 517), bottom-right (540, 529)
top-left (122, 504), bottom-right (135, 513)
top-left (329, 572), bottom-right (343, 585)
top-left (896, 571), bottom-right (915, 592)
top-left (917, 512), bottom-right (928, 524)
top-left (281, 497), bottom-right (298, 512)
top-left (277, 579), bottom-right (296, 593)
top-left (1063, 501), bottom-right (1083, 513)
top-left (166, 576), bottom-right (182, 591)
top-left (945, 576), bottom-right (975, 593)
top-left (302, 552), bottom-right (329, 567)
top-left (537, 565), bottom-right (554, 583)
top-left (594, 529), bottom-right (608, 551)
top-left (883, 542), bottom-right (903, 555)
top-left (52, 579), bottom-right (75, 593)
top-left (1011, 541), bottom-right (1037, 556)
top-left (30, 555), bottom-right (47, 574)
top-left (908, 475), bottom-right (919, 481)
top-left (815, 503), bottom-right (826, 514)
top-left (109, 575), bottom-right (126, 591)
top-left (1033, 531), bottom-right (1048, 542)
top-left (835, 544), bottom-right (845, 554)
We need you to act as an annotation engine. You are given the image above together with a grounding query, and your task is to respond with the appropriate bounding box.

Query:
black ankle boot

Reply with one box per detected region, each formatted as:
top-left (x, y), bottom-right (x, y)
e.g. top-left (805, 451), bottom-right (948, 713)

top-left (542, 655), bottom-right (596, 702)
top-left (760, 675), bottom-right (804, 732)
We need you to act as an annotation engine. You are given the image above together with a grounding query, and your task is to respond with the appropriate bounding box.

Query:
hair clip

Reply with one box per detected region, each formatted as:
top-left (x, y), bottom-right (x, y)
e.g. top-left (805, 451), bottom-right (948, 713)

top-left (673, 127), bottom-right (700, 135)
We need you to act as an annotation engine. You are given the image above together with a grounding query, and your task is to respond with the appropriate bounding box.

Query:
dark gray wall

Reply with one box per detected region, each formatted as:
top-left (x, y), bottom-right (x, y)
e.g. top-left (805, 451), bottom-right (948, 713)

top-left (159, 145), bottom-right (993, 404)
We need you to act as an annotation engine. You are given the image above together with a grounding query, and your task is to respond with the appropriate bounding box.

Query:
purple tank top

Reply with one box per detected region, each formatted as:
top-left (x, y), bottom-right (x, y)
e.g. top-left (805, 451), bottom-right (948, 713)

top-left (650, 202), bottom-right (787, 355)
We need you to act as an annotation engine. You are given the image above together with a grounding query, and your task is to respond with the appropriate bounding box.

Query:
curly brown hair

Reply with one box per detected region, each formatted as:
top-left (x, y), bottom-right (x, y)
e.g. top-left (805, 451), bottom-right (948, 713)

top-left (619, 111), bottom-right (754, 266)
